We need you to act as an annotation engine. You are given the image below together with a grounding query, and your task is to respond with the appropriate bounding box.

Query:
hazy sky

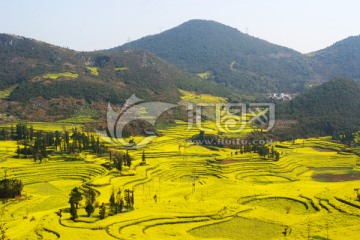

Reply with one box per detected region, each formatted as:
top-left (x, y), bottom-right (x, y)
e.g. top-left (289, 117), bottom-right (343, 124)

top-left (0, 0), bottom-right (359, 53)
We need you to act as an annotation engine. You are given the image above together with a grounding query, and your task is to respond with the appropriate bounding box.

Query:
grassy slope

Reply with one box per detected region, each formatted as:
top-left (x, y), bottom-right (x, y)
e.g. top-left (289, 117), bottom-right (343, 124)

top-left (309, 35), bottom-right (360, 81)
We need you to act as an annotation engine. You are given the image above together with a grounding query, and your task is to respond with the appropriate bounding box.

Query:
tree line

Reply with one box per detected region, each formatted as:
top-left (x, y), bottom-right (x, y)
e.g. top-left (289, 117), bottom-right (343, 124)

top-left (68, 186), bottom-right (134, 221)
top-left (0, 123), bottom-right (106, 161)
top-left (193, 130), bottom-right (280, 161)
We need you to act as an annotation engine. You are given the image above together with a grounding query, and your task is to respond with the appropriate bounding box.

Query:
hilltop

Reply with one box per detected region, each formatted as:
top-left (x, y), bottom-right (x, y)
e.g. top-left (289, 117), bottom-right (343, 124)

top-left (114, 20), bottom-right (360, 94)
top-left (309, 35), bottom-right (360, 81)
top-left (113, 19), bottom-right (316, 93)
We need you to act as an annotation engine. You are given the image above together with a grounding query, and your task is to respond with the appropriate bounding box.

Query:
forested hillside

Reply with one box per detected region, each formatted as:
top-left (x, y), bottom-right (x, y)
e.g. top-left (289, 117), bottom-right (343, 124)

top-left (275, 78), bottom-right (360, 139)
top-left (309, 35), bottom-right (360, 81)
top-left (0, 33), bottom-right (233, 120)
top-left (115, 19), bottom-right (316, 93)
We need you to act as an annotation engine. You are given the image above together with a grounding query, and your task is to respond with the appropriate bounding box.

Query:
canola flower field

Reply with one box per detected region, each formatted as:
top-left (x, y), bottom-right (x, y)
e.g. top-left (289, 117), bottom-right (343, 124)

top-left (1, 92), bottom-right (360, 239)
top-left (1, 122), bottom-right (360, 240)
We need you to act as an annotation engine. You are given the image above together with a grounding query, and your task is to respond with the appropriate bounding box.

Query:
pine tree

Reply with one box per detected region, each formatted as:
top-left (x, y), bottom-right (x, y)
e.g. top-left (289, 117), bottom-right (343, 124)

top-left (69, 197), bottom-right (78, 221)
top-left (109, 189), bottom-right (116, 215)
top-left (124, 189), bottom-right (134, 209)
top-left (275, 151), bottom-right (280, 161)
top-left (258, 146), bottom-right (269, 159)
top-left (29, 126), bottom-right (34, 141)
top-left (64, 131), bottom-right (69, 152)
top-left (114, 153), bottom-right (122, 172)
top-left (131, 190), bottom-right (134, 206)
top-left (70, 203), bottom-right (78, 220)
top-left (109, 189), bottom-right (115, 206)
top-left (54, 131), bottom-right (60, 151)
top-left (41, 136), bottom-right (47, 158)
top-left (85, 188), bottom-right (96, 205)
top-left (141, 151), bottom-right (146, 164)
top-left (10, 126), bottom-right (14, 140)
top-left (119, 199), bottom-right (124, 213)
top-left (96, 137), bottom-right (100, 154)
top-left (99, 203), bottom-right (106, 220)
top-left (70, 187), bottom-right (82, 209)
top-left (1, 128), bottom-right (6, 141)
top-left (85, 204), bottom-right (95, 217)
top-left (126, 151), bottom-right (131, 168)
top-left (85, 188), bottom-right (96, 217)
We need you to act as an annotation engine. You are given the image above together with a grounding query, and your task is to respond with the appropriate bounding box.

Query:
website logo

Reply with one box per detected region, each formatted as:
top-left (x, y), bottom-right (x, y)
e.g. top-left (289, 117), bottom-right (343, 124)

top-left (97, 94), bottom-right (177, 149)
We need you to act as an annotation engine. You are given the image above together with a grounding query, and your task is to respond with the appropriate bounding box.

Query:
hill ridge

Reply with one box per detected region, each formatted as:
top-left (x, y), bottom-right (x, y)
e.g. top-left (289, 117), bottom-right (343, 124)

top-left (112, 19), bottom-right (317, 93)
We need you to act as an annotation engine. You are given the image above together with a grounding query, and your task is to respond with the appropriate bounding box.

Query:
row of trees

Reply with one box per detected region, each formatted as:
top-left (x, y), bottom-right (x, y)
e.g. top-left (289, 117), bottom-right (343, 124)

top-left (333, 132), bottom-right (357, 147)
top-left (0, 124), bottom-right (34, 141)
top-left (111, 150), bottom-right (132, 172)
top-left (109, 188), bottom-right (134, 216)
top-left (4, 123), bottom-right (106, 161)
top-left (68, 187), bottom-right (134, 221)
top-left (235, 144), bottom-right (280, 160)
top-left (194, 130), bottom-right (281, 161)
top-left (69, 187), bottom-right (98, 220)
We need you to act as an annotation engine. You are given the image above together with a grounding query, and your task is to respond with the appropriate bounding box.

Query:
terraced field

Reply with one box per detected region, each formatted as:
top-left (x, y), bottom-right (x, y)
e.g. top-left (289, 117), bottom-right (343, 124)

top-left (1, 119), bottom-right (360, 239)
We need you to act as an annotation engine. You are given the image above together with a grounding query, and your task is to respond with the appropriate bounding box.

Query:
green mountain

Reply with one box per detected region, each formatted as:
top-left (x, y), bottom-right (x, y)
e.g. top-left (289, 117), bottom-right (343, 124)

top-left (309, 35), bottom-right (360, 81)
top-left (275, 78), bottom-right (360, 139)
top-left (113, 19), bottom-right (316, 93)
top-left (0, 33), bottom-right (231, 121)
top-left (3, 20), bottom-right (360, 125)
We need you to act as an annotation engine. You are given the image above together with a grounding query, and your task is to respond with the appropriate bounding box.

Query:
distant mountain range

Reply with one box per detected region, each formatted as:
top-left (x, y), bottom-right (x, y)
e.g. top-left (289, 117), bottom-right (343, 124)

top-left (1, 19), bottom-right (360, 122)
